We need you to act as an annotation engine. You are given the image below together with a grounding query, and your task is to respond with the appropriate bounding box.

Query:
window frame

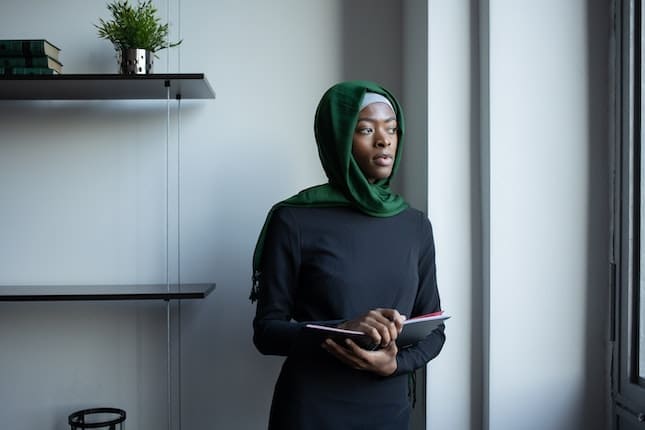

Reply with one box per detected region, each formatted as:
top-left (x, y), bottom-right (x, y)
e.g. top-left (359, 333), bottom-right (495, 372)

top-left (613, 0), bottom-right (645, 425)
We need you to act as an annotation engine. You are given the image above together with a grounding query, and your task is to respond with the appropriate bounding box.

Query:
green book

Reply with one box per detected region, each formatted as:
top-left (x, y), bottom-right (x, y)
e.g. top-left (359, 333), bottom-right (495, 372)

top-left (0, 56), bottom-right (62, 73)
top-left (7, 67), bottom-right (58, 75)
top-left (0, 39), bottom-right (60, 60)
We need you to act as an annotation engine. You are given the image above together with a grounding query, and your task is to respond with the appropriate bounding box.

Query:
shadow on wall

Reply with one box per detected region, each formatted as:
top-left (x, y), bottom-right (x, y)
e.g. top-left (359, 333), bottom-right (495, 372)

top-left (340, 1), bottom-right (403, 103)
top-left (583, 0), bottom-right (610, 428)
top-left (341, 2), bottom-right (426, 428)
top-left (340, 0), bottom-right (406, 199)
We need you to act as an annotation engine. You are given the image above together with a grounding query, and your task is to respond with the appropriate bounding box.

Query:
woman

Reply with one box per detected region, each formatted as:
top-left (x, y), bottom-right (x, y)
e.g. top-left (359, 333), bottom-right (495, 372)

top-left (251, 80), bottom-right (445, 429)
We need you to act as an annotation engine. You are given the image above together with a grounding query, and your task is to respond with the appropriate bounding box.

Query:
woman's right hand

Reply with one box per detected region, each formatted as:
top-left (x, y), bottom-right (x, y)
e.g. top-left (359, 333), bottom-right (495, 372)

top-left (337, 308), bottom-right (405, 349)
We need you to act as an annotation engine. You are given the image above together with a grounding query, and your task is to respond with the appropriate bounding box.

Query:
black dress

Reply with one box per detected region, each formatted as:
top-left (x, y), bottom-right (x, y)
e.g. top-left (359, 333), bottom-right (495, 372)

top-left (253, 206), bottom-right (445, 430)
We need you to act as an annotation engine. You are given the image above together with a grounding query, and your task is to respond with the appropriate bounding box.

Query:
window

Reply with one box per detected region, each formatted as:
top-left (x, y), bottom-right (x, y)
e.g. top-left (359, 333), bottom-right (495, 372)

top-left (613, 0), bottom-right (645, 427)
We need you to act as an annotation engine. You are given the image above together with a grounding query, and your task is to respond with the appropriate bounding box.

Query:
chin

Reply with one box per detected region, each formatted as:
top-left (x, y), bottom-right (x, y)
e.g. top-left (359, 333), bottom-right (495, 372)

top-left (368, 175), bottom-right (391, 183)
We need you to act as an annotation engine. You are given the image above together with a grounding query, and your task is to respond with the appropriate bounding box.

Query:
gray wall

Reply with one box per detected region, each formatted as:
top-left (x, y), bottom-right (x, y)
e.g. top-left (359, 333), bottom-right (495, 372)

top-left (426, 1), bottom-right (610, 429)
top-left (0, 1), bottom-right (419, 429)
top-left (0, 0), bottom-right (611, 429)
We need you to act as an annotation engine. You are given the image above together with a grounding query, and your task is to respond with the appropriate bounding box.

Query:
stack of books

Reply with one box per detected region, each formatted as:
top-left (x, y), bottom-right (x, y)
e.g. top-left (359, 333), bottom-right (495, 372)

top-left (0, 39), bottom-right (62, 75)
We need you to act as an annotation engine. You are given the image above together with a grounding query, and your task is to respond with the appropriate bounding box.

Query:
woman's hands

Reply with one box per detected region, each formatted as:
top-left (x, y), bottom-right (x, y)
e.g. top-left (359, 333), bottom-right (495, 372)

top-left (322, 308), bottom-right (405, 376)
top-left (338, 308), bottom-right (406, 347)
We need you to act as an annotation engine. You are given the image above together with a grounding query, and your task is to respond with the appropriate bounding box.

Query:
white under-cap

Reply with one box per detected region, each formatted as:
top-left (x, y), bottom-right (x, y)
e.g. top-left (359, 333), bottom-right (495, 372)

top-left (358, 92), bottom-right (395, 113)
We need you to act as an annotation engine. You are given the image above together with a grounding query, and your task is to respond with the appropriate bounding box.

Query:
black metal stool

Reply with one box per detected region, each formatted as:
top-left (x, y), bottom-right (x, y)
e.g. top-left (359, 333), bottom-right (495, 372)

top-left (68, 407), bottom-right (126, 430)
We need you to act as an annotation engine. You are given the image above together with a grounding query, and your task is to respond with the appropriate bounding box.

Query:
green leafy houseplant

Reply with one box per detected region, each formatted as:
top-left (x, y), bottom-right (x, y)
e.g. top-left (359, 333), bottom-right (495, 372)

top-left (95, 0), bottom-right (182, 55)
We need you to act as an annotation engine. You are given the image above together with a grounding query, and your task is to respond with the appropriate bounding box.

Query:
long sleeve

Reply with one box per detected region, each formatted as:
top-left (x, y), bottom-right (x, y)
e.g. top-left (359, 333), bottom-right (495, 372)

top-left (252, 208), bottom-right (344, 356)
top-left (393, 215), bottom-right (446, 375)
top-left (252, 205), bottom-right (447, 429)
top-left (252, 206), bottom-right (446, 369)
top-left (253, 208), bottom-right (303, 355)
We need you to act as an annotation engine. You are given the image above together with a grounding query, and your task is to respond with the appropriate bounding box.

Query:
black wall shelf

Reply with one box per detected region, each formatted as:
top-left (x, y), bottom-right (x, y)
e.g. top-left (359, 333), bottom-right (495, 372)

top-left (0, 73), bottom-right (215, 100)
top-left (0, 283), bottom-right (215, 301)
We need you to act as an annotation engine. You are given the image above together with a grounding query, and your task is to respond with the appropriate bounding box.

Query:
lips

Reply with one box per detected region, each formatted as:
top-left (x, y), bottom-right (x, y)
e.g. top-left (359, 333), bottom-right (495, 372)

top-left (373, 153), bottom-right (393, 167)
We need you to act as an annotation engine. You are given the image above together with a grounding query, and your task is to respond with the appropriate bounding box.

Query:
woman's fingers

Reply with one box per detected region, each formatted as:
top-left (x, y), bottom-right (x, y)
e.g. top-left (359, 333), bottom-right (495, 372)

top-left (360, 321), bottom-right (390, 347)
top-left (323, 339), bottom-right (365, 369)
top-left (338, 308), bottom-right (406, 348)
top-left (322, 338), bottom-right (399, 376)
top-left (378, 308), bottom-right (406, 331)
top-left (368, 309), bottom-right (405, 346)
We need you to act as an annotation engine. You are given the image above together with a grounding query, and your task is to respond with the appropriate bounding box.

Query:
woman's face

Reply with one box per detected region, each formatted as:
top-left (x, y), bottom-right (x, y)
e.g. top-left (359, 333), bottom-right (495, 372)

top-left (351, 102), bottom-right (399, 183)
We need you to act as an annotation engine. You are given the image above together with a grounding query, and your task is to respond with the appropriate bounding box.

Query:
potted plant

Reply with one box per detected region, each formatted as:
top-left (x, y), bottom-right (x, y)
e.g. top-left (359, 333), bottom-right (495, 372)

top-left (95, 0), bottom-right (182, 74)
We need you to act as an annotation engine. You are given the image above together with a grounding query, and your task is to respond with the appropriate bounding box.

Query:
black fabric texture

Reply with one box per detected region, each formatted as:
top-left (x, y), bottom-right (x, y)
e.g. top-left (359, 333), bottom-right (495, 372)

top-left (253, 206), bottom-right (445, 430)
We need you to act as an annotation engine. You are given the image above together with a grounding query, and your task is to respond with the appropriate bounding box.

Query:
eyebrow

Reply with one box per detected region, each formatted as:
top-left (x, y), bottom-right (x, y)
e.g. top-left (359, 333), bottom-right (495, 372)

top-left (356, 116), bottom-right (397, 123)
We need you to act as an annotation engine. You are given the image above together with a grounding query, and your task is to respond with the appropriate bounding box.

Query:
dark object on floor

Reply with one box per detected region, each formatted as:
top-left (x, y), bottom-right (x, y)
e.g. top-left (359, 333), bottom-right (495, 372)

top-left (68, 407), bottom-right (126, 430)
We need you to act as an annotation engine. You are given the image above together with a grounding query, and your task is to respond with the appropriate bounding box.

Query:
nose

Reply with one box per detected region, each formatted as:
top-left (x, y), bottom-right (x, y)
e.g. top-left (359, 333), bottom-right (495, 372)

top-left (375, 130), bottom-right (391, 147)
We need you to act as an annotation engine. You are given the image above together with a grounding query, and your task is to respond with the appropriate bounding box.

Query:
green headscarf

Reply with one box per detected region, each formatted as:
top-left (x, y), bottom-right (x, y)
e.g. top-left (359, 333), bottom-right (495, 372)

top-left (250, 80), bottom-right (408, 302)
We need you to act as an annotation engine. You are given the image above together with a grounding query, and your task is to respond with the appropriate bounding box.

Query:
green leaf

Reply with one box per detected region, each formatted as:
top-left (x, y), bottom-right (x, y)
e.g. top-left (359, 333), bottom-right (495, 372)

top-left (94, 0), bottom-right (182, 53)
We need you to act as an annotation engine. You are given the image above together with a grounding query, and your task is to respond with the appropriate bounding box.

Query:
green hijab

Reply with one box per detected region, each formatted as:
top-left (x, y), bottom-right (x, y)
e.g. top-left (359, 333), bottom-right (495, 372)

top-left (250, 80), bottom-right (408, 302)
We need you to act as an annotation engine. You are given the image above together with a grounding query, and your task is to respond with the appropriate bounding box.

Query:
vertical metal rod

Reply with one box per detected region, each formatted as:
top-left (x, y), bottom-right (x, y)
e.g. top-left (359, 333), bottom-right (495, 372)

top-left (175, 0), bottom-right (182, 424)
top-left (177, 96), bottom-right (182, 430)
top-left (166, 299), bottom-right (172, 430)
top-left (165, 0), bottom-right (170, 74)
top-left (165, 78), bottom-right (172, 430)
top-left (178, 0), bottom-right (182, 73)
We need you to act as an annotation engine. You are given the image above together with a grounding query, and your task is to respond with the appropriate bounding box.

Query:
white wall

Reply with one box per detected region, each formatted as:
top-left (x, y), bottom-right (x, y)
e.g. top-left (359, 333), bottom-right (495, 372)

top-left (0, 1), bottom-right (410, 429)
top-left (1, 2), bottom-right (173, 428)
top-left (427, 1), bottom-right (481, 429)
top-left (486, 1), bottom-right (609, 429)
top-left (427, 0), bottom-right (610, 429)
top-left (0, 0), bottom-right (611, 429)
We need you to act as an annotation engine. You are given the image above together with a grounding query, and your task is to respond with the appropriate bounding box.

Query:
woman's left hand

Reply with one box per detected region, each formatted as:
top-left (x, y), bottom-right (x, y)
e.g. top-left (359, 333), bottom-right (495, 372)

top-left (322, 337), bottom-right (398, 376)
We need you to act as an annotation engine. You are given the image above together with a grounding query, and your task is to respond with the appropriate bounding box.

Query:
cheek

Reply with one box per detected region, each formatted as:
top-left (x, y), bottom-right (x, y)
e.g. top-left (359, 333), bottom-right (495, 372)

top-left (352, 138), bottom-right (370, 157)
top-left (392, 137), bottom-right (399, 152)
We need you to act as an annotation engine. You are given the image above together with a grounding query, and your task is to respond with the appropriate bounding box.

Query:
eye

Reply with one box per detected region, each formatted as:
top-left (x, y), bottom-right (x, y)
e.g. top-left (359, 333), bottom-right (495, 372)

top-left (387, 127), bottom-right (398, 134)
top-left (356, 127), bottom-right (373, 135)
